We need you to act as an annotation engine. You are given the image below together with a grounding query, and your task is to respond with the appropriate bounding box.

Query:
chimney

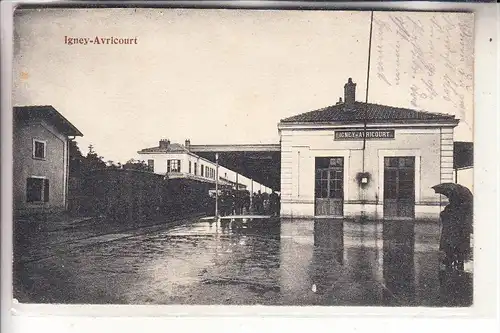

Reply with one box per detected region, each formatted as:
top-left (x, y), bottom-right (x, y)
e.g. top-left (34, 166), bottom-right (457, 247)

top-left (159, 139), bottom-right (169, 149)
top-left (336, 97), bottom-right (343, 105)
top-left (344, 78), bottom-right (356, 104)
top-left (185, 139), bottom-right (191, 150)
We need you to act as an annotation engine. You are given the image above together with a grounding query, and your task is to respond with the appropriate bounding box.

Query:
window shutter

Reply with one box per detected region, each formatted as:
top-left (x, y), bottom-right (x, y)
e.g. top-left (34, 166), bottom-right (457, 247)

top-left (44, 179), bottom-right (50, 202)
top-left (27, 177), bottom-right (45, 202)
top-left (27, 178), bottom-right (35, 202)
top-left (147, 159), bottom-right (154, 171)
top-left (178, 160), bottom-right (181, 172)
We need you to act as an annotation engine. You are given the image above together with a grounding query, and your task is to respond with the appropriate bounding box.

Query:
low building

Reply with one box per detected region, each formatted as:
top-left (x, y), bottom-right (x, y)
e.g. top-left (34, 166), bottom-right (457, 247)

top-left (138, 139), bottom-right (218, 183)
top-left (278, 78), bottom-right (459, 220)
top-left (137, 139), bottom-right (259, 191)
top-left (13, 105), bottom-right (83, 215)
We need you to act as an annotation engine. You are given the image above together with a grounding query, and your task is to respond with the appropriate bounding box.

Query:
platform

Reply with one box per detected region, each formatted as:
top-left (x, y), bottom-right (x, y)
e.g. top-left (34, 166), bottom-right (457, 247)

top-left (200, 215), bottom-right (272, 221)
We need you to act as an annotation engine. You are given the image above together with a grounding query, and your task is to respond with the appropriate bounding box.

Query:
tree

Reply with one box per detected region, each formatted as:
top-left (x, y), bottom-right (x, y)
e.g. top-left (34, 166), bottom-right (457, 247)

top-left (70, 141), bottom-right (154, 175)
top-left (123, 159), bottom-right (151, 172)
top-left (83, 144), bottom-right (107, 173)
top-left (69, 142), bottom-right (107, 177)
top-left (69, 140), bottom-right (84, 178)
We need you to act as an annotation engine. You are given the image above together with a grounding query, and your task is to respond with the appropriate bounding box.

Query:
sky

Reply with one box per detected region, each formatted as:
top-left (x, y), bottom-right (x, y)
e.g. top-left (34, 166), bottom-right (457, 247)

top-left (13, 9), bottom-right (474, 164)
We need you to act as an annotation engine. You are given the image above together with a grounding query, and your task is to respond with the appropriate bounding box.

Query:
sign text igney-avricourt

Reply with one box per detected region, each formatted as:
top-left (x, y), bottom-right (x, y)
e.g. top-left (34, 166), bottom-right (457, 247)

top-left (334, 129), bottom-right (395, 140)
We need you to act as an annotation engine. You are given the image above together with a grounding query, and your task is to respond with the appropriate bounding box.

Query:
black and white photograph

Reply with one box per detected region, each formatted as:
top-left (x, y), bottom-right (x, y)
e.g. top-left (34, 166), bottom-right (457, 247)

top-left (11, 7), bottom-right (475, 307)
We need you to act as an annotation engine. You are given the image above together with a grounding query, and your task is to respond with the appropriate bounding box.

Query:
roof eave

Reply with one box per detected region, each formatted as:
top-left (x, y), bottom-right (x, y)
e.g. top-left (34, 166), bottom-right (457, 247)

top-left (44, 106), bottom-right (84, 137)
top-left (138, 150), bottom-right (166, 154)
top-left (278, 118), bottom-right (459, 129)
top-left (137, 149), bottom-right (188, 154)
top-left (15, 105), bottom-right (84, 137)
top-left (68, 128), bottom-right (84, 137)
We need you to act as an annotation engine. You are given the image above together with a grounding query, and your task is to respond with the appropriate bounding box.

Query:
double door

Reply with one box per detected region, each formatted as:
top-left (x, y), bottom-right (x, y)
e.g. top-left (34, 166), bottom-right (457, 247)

top-left (315, 157), bottom-right (344, 216)
top-left (383, 157), bottom-right (415, 219)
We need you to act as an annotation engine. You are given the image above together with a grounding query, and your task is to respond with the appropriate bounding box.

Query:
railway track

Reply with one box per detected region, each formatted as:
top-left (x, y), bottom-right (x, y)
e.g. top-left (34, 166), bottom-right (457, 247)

top-left (15, 214), bottom-right (205, 264)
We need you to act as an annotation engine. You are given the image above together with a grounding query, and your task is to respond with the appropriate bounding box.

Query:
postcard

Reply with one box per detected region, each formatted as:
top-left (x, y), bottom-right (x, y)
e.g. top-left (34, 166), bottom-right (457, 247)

top-left (11, 7), bottom-right (476, 309)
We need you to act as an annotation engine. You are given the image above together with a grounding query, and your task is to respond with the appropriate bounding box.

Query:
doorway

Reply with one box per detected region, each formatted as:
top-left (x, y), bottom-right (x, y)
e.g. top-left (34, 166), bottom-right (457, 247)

top-left (315, 157), bottom-right (344, 216)
top-left (383, 156), bottom-right (415, 219)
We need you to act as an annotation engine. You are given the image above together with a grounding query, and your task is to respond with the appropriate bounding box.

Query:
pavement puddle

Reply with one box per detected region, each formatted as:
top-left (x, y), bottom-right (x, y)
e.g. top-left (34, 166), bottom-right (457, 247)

top-left (75, 233), bottom-right (133, 246)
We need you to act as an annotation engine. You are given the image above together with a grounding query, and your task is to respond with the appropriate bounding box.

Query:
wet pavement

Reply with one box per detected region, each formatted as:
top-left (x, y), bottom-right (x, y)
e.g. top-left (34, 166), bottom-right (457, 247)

top-left (14, 217), bottom-right (473, 306)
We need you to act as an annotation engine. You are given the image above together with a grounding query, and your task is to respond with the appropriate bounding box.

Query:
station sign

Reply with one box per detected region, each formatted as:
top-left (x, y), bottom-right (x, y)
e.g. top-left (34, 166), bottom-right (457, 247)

top-left (334, 129), bottom-right (395, 140)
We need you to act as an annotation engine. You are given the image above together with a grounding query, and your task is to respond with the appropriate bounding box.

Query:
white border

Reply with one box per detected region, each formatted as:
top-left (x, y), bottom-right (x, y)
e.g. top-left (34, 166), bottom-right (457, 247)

top-left (1, 1), bottom-right (498, 333)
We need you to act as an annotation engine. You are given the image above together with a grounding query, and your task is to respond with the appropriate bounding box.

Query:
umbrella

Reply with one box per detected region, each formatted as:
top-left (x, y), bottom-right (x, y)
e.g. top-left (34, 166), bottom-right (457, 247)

top-left (433, 183), bottom-right (474, 237)
top-left (432, 183), bottom-right (473, 206)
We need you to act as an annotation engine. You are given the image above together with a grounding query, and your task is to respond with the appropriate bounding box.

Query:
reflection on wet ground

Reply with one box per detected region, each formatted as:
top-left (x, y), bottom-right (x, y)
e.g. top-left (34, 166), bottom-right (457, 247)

top-left (14, 218), bottom-right (472, 306)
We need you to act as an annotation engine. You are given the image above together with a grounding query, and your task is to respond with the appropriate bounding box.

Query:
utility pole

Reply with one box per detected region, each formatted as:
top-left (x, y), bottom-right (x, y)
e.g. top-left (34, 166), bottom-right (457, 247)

top-left (250, 179), bottom-right (254, 211)
top-left (215, 153), bottom-right (219, 218)
top-left (362, 10), bottom-right (374, 172)
top-left (360, 10), bottom-right (374, 220)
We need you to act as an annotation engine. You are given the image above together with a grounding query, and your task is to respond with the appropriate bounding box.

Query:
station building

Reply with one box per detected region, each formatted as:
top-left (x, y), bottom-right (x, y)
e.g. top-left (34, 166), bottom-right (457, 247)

top-left (278, 78), bottom-right (459, 220)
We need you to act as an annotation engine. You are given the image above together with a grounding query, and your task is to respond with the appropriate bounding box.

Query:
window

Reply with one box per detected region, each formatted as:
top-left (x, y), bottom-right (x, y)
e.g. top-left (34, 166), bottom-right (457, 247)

top-left (194, 163), bottom-right (197, 175)
top-left (26, 177), bottom-right (49, 202)
top-left (147, 159), bottom-right (155, 172)
top-left (167, 159), bottom-right (181, 172)
top-left (315, 157), bottom-right (344, 199)
top-left (329, 157), bottom-right (343, 167)
top-left (384, 157), bottom-right (415, 200)
top-left (33, 139), bottom-right (46, 159)
top-left (201, 165), bottom-right (204, 177)
top-left (189, 161), bottom-right (192, 174)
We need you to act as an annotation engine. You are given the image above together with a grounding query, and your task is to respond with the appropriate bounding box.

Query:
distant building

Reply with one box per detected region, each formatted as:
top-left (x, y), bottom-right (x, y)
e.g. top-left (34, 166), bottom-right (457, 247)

top-left (137, 139), bottom-right (256, 191)
top-left (278, 78), bottom-right (460, 220)
top-left (453, 141), bottom-right (473, 184)
top-left (13, 106), bottom-right (83, 215)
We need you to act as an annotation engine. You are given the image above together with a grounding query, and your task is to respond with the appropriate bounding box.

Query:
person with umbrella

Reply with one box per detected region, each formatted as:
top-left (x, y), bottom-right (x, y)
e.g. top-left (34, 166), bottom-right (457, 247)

top-left (432, 183), bottom-right (473, 271)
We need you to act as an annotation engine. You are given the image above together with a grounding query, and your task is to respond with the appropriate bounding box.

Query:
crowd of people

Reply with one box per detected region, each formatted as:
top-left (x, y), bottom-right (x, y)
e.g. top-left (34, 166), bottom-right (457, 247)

top-left (204, 189), bottom-right (280, 217)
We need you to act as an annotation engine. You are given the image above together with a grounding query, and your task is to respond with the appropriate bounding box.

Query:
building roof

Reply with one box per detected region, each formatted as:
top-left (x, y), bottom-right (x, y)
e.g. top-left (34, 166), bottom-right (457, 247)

top-left (14, 105), bottom-right (83, 136)
top-left (280, 101), bottom-right (459, 125)
top-left (454, 141), bottom-right (473, 170)
top-left (138, 142), bottom-right (189, 154)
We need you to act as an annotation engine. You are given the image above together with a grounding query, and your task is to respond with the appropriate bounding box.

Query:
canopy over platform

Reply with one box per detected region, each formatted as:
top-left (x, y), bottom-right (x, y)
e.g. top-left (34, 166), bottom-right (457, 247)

top-left (190, 144), bottom-right (281, 191)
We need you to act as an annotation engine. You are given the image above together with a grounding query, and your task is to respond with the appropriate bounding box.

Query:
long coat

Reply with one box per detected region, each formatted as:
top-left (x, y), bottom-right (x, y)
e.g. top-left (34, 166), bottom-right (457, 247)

top-left (439, 202), bottom-right (472, 256)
